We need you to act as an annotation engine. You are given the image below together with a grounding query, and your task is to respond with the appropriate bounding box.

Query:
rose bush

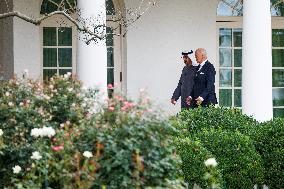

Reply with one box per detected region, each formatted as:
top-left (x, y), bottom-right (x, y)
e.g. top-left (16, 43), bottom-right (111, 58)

top-left (0, 74), bottom-right (181, 188)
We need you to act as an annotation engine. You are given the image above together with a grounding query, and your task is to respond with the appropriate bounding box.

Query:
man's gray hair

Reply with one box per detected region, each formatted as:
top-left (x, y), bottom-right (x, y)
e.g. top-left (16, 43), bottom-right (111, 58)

top-left (196, 48), bottom-right (207, 57)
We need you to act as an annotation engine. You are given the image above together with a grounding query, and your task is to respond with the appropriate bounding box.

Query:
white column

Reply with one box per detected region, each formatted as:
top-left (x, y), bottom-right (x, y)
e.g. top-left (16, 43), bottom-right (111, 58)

top-left (77, 0), bottom-right (107, 93)
top-left (242, 0), bottom-right (273, 121)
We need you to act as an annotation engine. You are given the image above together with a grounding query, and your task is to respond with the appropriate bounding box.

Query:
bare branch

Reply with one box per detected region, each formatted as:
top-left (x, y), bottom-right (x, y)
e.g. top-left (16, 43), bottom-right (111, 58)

top-left (0, 0), bottom-right (158, 44)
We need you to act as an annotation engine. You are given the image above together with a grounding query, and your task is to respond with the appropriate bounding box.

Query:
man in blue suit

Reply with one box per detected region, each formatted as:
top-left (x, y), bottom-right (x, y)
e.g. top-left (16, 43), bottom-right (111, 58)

top-left (187, 48), bottom-right (217, 107)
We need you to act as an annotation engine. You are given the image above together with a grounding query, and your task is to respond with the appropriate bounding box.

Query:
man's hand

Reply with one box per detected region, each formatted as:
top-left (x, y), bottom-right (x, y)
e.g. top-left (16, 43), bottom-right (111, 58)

top-left (186, 96), bottom-right (192, 105)
top-left (195, 96), bottom-right (204, 106)
top-left (171, 99), bottom-right (177, 105)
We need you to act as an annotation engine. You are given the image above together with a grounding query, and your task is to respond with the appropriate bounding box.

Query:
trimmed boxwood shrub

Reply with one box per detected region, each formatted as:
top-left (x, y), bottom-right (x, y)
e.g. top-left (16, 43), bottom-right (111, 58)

top-left (195, 129), bottom-right (265, 189)
top-left (177, 107), bottom-right (257, 136)
top-left (175, 138), bottom-right (223, 189)
top-left (252, 118), bottom-right (284, 189)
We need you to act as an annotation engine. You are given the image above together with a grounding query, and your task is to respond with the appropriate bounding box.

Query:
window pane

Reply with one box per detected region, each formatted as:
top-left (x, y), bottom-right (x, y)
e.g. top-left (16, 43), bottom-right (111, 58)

top-left (43, 69), bottom-right (57, 81)
top-left (234, 89), bottom-right (242, 107)
top-left (219, 28), bottom-right (232, 47)
top-left (107, 47), bottom-right (114, 67)
top-left (273, 88), bottom-right (284, 106)
top-left (219, 48), bottom-right (232, 67)
top-left (273, 69), bottom-right (284, 87)
top-left (234, 69), bottom-right (242, 87)
top-left (233, 28), bottom-right (242, 47)
top-left (234, 49), bottom-right (242, 67)
top-left (272, 49), bottom-right (284, 67)
top-left (41, 0), bottom-right (76, 14)
top-left (43, 27), bottom-right (56, 46)
top-left (106, 0), bottom-right (115, 15)
top-left (107, 68), bottom-right (114, 85)
top-left (217, 1), bottom-right (243, 16)
top-left (272, 3), bottom-right (284, 16)
top-left (58, 27), bottom-right (72, 46)
top-left (59, 69), bottom-right (72, 75)
top-left (43, 48), bottom-right (57, 67)
top-left (272, 29), bottom-right (284, 47)
top-left (58, 48), bottom-right (72, 67)
top-left (273, 108), bottom-right (284, 118)
top-left (220, 69), bottom-right (232, 87)
top-left (106, 27), bottom-right (114, 46)
top-left (219, 89), bottom-right (232, 107)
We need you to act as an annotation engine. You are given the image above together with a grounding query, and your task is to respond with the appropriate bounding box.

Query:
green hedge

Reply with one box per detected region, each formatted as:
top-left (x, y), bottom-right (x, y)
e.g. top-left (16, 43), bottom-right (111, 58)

top-left (252, 118), bottom-right (284, 189)
top-left (195, 129), bottom-right (265, 189)
top-left (177, 107), bottom-right (257, 136)
top-left (175, 138), bottom-right (223, 189)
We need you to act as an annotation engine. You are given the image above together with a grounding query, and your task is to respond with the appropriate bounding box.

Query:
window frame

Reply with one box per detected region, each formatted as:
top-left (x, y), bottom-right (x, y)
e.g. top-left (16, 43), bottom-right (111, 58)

top-left (217, 15), bottom-right (284, 117)
top-left (40, 15), bottom-right (77, 81)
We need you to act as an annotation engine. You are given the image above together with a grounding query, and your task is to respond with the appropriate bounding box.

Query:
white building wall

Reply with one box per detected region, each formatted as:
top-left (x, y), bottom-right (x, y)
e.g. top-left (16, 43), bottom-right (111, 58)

top-left (13, 0), bottom-right (41, 80)
top-left (124, 0), bottom-right (219, 114)
top-left (0, 0), bottom-right (14, 81)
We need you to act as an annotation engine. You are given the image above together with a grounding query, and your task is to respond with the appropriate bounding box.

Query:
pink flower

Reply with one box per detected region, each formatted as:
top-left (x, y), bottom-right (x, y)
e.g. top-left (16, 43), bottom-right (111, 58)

top-left (51, 145), bottom-right (64, 151)
top-left (121, 106), bottom-right (127, 112)
top-left (108, 106), bottom-right (115, 112)
top-left (115, 95), bottom-right (124, 102)
top-left (107, 84), bottom-right (113, 89)
top-left (123, 101), bottom-right (135, 109)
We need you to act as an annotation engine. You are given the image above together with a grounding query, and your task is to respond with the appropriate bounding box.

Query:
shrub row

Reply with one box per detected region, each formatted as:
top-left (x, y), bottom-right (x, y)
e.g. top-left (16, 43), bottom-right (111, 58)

top-left (173, 107), bottom-right (284, 189)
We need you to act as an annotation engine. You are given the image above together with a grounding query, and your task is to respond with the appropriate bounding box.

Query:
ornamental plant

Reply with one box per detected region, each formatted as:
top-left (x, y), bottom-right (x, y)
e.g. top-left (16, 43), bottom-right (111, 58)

top-left (176, 106), bottom-right (257, 136)
top-left (0, 74), bottom-right (181, 188)
top-left (195, 129), bottom-right (265, 189)
top-left (75, 90), bottom-right (181, 188)
top-left (175, 138), bottom-right (223, 189)
top-left (252, 118), bottom-right (284, 189)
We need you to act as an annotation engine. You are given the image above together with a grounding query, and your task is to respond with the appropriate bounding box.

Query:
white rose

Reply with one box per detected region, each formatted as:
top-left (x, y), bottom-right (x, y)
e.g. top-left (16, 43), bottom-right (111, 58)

top-left (31, 151), bottom-right (42, 160)
top-left (31, 128), bottom-right (41, 138)
top-left (5, 92), bottom-right (10, 96)
top-left (31, 127), bottom-right (55, 138)
top-left (0, 129), bottom-right (3, 136)
top-left (67, 88), bottom-right (73, 92)
top-left (12, 165), bottom-right (21, 174)
top-left (83, 151), bottom-right (93, 158)
top-left (204, 158), bottom-right (218, 167)
top-left (41, 126), bottom-right (56, 138)
top-left (8, 102), bottom-right (14, 107)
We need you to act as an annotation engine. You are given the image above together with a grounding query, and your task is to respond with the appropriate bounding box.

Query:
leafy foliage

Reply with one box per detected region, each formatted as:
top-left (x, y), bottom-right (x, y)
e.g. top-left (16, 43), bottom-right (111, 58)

top-left (0, 75), bottom-right (180, 188)
top-left (252, 118), bottom-right (284, 189)
top-left (195, 129), bottom-right (265, 189)
top-left (175, 138), bottom-right (223, 189)
top-left (176, 107), bottom-right (257, 136)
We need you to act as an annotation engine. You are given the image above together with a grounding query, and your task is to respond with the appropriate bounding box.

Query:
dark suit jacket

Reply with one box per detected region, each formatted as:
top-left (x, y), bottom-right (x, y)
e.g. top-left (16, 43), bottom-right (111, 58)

top-left (172, 65), bottom-right (196, 109)
top-left (191, 61), bottom-right (217, 107)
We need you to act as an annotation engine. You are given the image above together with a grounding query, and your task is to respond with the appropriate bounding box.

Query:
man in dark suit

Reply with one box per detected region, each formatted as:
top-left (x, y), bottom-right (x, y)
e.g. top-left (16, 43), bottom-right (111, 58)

top-left (187, 48), bottom-right (217, 108)
top-left (171, 50), bottom-right (197, 110)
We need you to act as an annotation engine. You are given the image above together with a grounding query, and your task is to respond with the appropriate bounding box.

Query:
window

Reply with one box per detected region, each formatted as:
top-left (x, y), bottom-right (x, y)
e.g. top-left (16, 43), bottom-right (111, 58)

top-left (40, 0), bottom-right (76, 14)
top-left (219, 28), bottom-right (242, 108)
top-left (107, 27), bottom-right (114, 96)
top-left (218, 28), bottom-right (284, 117)
top-left (217, 0), bottom-right (284, 16)
top-left (43, 27), bottom-right (73, 80)
top-left (106, 0), bottom-right (123, 96)
top-left (272, 29), bottom-right (284, 117)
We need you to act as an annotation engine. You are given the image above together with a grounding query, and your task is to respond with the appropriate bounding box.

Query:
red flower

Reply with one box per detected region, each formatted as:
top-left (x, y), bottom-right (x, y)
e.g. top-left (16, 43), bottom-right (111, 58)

top-left (51, 145), bottom-right (64, 151)
top-left (108, 106), bottom-right (115, 112)
top-left (107, 84), bottom-right (113, 89)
